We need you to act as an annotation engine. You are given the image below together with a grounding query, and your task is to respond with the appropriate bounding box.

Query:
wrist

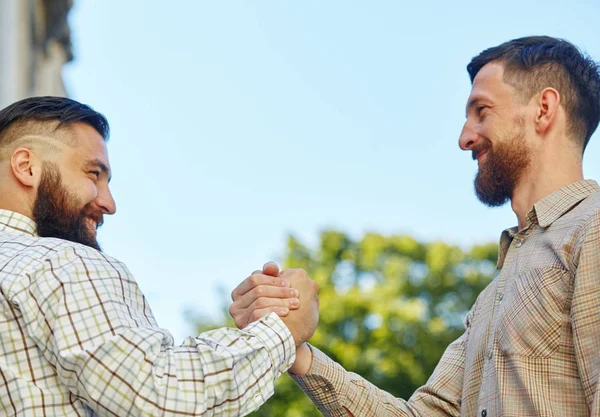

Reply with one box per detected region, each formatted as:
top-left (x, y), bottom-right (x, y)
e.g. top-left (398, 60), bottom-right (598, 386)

top-left (288, 343), bottom-right (313, 376)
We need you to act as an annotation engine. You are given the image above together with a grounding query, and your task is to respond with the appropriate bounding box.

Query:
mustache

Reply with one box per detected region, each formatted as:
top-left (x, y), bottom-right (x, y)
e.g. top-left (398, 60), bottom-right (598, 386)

top-left (82, 206), bottom-right (104, 228)
top-left (471, 140), bottom-right (492, 160)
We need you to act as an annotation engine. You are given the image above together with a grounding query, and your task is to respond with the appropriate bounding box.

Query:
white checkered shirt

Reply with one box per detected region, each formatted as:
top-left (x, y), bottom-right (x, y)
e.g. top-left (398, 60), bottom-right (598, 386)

top-left (0, 209), bottom-right (295, 416)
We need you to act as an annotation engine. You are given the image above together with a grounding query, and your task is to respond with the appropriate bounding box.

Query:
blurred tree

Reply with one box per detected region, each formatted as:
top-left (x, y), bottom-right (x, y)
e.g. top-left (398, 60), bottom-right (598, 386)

top-left (193, 230), bottom-right (497, 416)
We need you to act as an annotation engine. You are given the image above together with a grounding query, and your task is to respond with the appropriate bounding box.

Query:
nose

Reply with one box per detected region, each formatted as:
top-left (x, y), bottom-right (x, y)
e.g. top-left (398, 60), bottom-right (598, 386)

top-left (96, 187), bottom-right (116, 215)
top-left (458, 120), bottom-right (479, 151)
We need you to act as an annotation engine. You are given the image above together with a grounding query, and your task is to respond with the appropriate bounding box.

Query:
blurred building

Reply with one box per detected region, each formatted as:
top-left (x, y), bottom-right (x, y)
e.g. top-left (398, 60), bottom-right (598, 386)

top-left (0, 0), bottom-right (73, 108)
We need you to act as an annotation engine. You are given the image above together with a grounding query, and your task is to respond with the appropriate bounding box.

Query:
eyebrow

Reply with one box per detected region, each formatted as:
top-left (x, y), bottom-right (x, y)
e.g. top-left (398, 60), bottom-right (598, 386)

top-left (85, 159), bottom-right (112, 183)
top-left (465, 97), bottom-right (482, 118)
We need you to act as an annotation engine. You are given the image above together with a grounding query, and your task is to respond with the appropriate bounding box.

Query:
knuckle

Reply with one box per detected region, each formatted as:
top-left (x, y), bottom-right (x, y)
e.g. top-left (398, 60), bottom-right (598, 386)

top-left (250, 310), bottom-right (261, 322)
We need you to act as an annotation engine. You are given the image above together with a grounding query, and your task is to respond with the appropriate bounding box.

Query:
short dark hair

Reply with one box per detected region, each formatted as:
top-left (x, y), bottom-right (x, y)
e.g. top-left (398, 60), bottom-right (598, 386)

top-left (0, 96), bottom-right (109, 146)
top-left (467, 36), bottom-right (600, 151)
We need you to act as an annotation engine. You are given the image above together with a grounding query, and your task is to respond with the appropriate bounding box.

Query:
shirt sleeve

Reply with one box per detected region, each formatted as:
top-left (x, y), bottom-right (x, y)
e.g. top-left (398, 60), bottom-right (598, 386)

top-left (290, 331), bottom-right (466, 417)
top-left (13, 244), bottom-right (296, 416)
top-left (571, 210), bottom-right (600, 414)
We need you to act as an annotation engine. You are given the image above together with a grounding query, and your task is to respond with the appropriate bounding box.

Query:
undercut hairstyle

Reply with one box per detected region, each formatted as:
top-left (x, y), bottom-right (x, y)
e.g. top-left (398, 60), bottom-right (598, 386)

top-left (0, 96), bottom-right (109, 158)
top-left (467, 36), bottom-right (600, 151)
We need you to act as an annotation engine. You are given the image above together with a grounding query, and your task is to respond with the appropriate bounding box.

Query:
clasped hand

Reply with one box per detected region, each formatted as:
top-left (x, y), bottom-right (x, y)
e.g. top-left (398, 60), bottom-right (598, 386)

top-left (229, 262), bottom-right (319, 348)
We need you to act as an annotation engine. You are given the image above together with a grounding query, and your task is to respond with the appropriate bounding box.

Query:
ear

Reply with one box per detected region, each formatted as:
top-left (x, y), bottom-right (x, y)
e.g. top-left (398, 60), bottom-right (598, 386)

top-left (10, 148), bottom-right (42, 188)
top-left (535, 87), bottom-right (560, 136)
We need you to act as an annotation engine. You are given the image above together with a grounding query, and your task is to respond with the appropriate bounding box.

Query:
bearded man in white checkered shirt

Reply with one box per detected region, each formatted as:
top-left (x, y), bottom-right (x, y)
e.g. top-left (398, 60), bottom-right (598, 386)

top-left (0, 96), bottom-right (320, 416)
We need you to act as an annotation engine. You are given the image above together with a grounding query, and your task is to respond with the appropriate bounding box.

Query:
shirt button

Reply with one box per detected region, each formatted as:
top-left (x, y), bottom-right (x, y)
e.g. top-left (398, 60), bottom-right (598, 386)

top-left (515, 240), bottom-right (523, 248)
top-left (487, 350), bottom-right (493, 360)
top-left (481, 408), bottom-right (487, 417)
top-left (498, 292), bottom-right (504, 301)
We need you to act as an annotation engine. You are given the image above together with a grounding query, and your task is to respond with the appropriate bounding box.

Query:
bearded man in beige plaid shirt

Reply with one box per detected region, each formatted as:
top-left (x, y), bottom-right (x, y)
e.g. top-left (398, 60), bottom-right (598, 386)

top-left (231, 36), bottom-right (600, 416)
top-left (0, 96), bottom-right (320, 416)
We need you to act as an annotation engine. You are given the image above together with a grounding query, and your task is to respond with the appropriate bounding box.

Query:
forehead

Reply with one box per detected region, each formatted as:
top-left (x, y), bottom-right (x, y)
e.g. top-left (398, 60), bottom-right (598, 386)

top-left (467, 62), bottom-right (516, 105)
top-left (63, 123), bottom-right (110, 168)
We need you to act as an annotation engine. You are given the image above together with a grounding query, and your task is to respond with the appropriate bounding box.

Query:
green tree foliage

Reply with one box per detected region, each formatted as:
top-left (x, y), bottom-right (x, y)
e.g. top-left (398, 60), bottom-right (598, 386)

top-left (194, 230), bottom-right (497, 416)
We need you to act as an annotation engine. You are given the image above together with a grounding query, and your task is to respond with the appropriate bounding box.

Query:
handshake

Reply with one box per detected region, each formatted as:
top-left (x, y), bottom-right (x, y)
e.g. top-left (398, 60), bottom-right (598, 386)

top-left (229, 262), bottom-right (320, 375)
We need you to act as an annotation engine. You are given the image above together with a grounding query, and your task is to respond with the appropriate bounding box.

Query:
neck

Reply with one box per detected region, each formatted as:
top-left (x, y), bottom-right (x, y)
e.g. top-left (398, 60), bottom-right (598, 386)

top-left (0, 188), bottom-right (34, 220)
top-left (511, 157), bottom-right (583, 230)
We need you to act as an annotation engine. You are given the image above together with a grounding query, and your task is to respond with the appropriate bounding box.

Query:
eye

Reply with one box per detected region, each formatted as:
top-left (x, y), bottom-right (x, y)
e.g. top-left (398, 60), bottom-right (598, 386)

top-left (477, 105), bottom-right (490, 118)
top-left (89, 170), bottom-right (100, 179)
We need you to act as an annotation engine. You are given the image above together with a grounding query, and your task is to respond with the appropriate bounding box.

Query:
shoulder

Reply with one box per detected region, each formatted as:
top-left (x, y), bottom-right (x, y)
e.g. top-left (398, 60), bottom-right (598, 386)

top-left (1, 233), bottom-right (130, 282)
top-left (1, 235), bottom-right (140, 314)
top-left (574, 192), bottom-right (600, 236)
top-left (41, 238), bottom-right (130, 281)
top-left (555, 189), bottom-right (600, 243)
top-left (565, 191), bottom-right (600, 266)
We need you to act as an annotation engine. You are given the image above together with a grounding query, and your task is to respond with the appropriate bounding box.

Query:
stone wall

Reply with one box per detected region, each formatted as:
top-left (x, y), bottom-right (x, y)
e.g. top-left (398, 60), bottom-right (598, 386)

top-left (0, 0), bottom-right (73, 108)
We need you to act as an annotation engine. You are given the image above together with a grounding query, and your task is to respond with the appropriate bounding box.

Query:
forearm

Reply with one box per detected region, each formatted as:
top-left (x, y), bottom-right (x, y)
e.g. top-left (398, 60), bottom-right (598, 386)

top-left (53, 313), bottom-right (295, 416)
top-left (19, 246), bottom-right (296, 417)
top-left (290, 340), bottom-right (464, 417)
top-left (288, 343), bottom-right (313, 376)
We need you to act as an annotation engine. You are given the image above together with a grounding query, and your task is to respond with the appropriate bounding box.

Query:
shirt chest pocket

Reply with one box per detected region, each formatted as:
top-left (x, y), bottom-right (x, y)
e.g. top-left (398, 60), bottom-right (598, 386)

top-left (496, 268), bottom-right (570, 358)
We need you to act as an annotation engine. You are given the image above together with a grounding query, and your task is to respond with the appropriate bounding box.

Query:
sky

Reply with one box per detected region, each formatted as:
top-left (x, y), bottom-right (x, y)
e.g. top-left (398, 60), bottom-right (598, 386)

top-left (64, 0), bottom-right (600, 341)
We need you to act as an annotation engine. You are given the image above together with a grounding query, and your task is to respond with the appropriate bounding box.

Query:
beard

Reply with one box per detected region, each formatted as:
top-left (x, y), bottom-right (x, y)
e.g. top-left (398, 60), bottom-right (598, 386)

top-left (33, 163), bottom-right (104, 251)
top-left (473, 116), bottom-right (532, 207)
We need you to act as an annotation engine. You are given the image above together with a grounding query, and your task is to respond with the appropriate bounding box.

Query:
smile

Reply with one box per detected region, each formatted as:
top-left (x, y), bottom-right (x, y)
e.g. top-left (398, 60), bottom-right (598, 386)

top-left (86, 217), bottom-right (98, 230)
top-left (475, 150), bottom-right (488, 162)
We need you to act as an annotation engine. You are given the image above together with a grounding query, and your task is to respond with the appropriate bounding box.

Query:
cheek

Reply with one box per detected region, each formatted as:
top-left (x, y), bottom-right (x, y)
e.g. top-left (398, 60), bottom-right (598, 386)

top-left (71, 178), bottom-right (99, 205)
top-left (478, 117), bottom-right (492, 134)
top-left (480, 119), bottom-right (503, 142)
top-left (86, 181), bottom-right (100, 202)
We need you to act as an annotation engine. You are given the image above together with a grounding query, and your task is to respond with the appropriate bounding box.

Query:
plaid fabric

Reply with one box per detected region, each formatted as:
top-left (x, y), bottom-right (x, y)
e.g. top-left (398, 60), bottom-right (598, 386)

top-left (0, 209), bottom-right (295, 416)
top-left (292, 180), bottom-right (600, 417)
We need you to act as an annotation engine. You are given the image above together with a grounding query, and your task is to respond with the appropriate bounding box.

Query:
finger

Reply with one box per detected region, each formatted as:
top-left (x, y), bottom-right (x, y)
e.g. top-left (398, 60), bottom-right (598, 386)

top-left (230, 294), bottom-right (299, 328)
top-left (236, 285), bottom-right (299, 309)
top-left (231, 273), bottom-right (290, 300)
top-left (229, 304), bottom-right (246, 330)
top-left (249, 295), bottom-right (299, 311)
top-left (262, 261), bottom-right (280, 277)
top-left (247, 307), bottom-right (290, 326)
top-left (279, 268), bottom-right (298, 278)
top-left (230, 300), bottom-right (291, 328)
top-left (231, 295), bottom-right (298, 328)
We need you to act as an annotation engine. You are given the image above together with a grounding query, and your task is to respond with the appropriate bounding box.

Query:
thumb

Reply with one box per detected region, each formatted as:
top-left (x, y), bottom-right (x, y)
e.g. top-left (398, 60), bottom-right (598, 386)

top-left (262, 261), bottom-right (280, 277)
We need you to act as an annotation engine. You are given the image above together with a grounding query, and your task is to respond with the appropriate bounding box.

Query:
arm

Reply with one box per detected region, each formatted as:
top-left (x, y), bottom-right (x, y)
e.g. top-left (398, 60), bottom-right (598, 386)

top-left (571, 210), bottom-right (600, 414)
top-left (14, 246), bottom-right (296, 416)
top-left (231, 263), bottom-right (466, 417)
top-left (289, 335), bottom-right (465, 417)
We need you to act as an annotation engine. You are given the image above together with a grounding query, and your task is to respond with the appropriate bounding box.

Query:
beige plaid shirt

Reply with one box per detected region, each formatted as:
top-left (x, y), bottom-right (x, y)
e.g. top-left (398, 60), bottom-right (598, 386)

top-left (292, 180), bottom-right (600, 417)
top-left (0, 209), bottom-right (295, 416)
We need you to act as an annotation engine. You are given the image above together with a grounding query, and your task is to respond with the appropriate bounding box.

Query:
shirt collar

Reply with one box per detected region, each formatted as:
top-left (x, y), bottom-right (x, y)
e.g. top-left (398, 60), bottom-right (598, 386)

top-left (532, 179), bottom-right (600, 228)
top-left (496, 179), bottom-right (600, 269)
top-left (0, 209), bottom-right (38, 237)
